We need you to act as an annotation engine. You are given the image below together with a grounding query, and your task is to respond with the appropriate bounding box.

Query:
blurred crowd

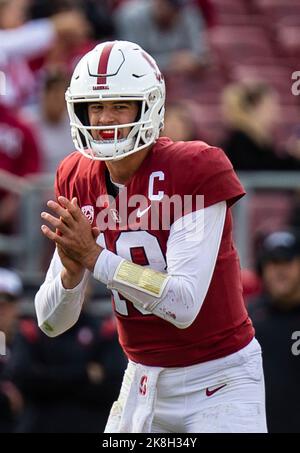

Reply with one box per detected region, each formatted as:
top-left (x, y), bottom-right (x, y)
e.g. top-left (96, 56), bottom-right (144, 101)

top-left (1, 0), bottom-right (300, 240)
top-left (1, 0), bottom-right (300, 432)
top-left (0, 268), bottom-right (127, 433)
top-left (1, 0), bottom-right (300, 251)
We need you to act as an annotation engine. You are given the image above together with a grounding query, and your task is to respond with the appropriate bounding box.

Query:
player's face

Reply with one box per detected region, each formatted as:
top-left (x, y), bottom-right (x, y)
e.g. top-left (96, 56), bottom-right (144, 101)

top-left (87, 101), bottom-right (139, 141)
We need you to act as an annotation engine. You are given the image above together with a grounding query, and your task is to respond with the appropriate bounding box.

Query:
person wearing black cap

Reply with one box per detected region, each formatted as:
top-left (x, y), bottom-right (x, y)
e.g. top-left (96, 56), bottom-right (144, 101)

top-left (0, 268), bottom-right (24, 432)
top-left (249, 231), bottom-right (300, 433)
top-left (7, 291), bottom-right (126, 433)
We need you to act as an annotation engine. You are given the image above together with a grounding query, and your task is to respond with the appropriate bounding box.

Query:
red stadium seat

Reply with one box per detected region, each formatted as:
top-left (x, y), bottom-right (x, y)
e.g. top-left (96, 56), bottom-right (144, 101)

top-left (250, 192), bottom-right (293, 235)
top-left (208, 26), bottom-right (275, 65)
top-left (246, 191), bottom-right (294, 265)
top-left (277, 15), bottom-right (300, 27)
top-left (255, 0), bottom-right (300, 21)
top-left (210, 0), bottom-right (248, 15)
top-left (188, 104), bottom-right (226, 145)
top-left (244, 55), bottom-right (296, 68)
top-left (216, 13), bottom-right (266, 27)
top-left (277, 25), bottom-right (300, 58)
top-left (166, 66), bottom-right (228, 105)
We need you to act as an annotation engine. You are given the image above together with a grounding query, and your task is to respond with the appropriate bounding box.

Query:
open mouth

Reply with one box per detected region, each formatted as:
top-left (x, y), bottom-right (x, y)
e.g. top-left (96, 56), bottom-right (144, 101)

top-left (98, 129), bottom-right (121, 141)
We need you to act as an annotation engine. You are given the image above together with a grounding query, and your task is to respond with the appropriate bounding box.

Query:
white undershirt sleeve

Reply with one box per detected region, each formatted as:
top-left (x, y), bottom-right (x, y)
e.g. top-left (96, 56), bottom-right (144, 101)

top-left (0, 20), bottom-right (55, 59)
top-left (34, 249), bottom-right (90, 337)
top-left (35, 202), bottom-right (226, 336)
top-left (93, 201), bottom-right (226, 329)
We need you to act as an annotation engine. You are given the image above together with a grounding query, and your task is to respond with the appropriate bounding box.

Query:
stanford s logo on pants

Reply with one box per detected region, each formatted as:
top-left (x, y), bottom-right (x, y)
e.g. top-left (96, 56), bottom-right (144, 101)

top-left (139, 375), bottom-right (148, 396)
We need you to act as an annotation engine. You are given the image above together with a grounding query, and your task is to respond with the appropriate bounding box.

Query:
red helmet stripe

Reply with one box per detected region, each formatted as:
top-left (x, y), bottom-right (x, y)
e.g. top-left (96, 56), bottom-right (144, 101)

top-left (97, 42), bottom-right (115, 85)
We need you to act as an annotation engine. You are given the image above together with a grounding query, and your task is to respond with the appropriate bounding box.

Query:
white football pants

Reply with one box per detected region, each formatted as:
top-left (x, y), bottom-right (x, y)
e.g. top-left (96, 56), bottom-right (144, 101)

top-left (105, 338), bottom-right (267, 433)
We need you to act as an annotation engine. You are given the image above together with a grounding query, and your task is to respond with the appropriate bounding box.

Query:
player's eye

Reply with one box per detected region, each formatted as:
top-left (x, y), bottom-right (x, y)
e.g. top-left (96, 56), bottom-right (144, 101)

top-left (114, 104), bottom-right (128, 110)
top-left (90, 104), bottom-right (103, 112)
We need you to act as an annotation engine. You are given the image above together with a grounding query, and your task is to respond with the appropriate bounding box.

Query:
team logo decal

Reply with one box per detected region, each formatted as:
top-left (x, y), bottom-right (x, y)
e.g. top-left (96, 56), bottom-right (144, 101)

top-left (139, 375), bottom-right (148, 396)
top-left (81, 205), bottom-right (94, 224)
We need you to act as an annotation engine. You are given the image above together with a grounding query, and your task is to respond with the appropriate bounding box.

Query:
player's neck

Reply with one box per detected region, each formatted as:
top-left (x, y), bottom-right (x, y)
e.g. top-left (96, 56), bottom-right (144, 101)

top-left (105, 147), bottom-right (151, 185)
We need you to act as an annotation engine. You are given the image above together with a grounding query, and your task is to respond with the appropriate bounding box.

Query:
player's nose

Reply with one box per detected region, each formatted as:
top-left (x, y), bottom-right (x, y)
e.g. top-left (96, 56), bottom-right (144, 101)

top-left (98, 106), bottom-right (116, 125)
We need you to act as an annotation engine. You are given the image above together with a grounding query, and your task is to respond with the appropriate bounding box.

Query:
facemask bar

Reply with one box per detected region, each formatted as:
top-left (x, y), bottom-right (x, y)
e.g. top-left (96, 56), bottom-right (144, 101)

top-left (66, 88), bottom-right (164, 160)
top-left (72, 119), bottom-right (151, 160)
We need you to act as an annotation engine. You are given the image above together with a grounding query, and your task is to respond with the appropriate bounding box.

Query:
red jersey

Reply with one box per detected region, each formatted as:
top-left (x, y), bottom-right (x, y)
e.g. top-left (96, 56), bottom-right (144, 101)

top-left (55, 138), bottom-right (254, 367)
top-left (0, 105), bottom-right (41, 198)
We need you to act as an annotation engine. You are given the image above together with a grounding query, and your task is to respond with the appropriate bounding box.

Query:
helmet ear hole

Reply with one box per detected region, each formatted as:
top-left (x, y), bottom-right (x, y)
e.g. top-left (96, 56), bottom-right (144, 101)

top-left (74, 103), bottom-right (90, 148)
top-left (135, 101), bottom-right (143, 122)
top-left (158, 106), bottom-right (165, 132)
top-left (78, 131), bottom-right (88, 148)
top-left (74, 103), bottom-right (90, 126)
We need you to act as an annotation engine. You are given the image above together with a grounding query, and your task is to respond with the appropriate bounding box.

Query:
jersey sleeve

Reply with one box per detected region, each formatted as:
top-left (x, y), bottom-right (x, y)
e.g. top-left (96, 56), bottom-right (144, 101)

top-left (162, 142), bottom-right (245, 224)
top-left (54, 152), bottom-right (78, 200)
top-left (93, 201), bottom-right (227, 329)
top-left (185, 145), bottom-right (245, 209)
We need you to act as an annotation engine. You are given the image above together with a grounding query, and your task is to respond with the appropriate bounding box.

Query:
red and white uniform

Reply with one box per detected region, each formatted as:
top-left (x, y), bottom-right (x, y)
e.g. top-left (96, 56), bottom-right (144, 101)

top-left (39, 138), bottom-right (253, 364)
top-left (35, 138), bottom-right (267, 432)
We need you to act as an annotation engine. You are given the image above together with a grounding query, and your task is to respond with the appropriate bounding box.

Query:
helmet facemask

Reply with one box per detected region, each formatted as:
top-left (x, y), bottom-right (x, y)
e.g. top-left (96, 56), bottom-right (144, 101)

top-left (66, 87), bottom-right (164, 161)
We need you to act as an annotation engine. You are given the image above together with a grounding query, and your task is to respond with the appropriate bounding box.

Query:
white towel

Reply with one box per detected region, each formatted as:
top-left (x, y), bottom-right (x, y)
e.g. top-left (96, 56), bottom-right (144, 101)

top-left (105, 361), bottom-right (163, 433)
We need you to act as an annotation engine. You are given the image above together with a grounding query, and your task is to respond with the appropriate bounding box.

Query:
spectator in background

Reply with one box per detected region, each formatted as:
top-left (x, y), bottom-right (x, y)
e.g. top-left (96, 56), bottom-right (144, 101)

top-left (0, 2), bottom-right (89, 108)
top-left (0, 268), bottom-right (24, 432)
top-left (249, 230), bottom-right (300, 432)
top-left (7, 296), bottom-right (127, 433)
top-left (81, 0), bottom-right (115, 41)
top-left (0, 0), bottom-right (36, 107)
top-left (163, 102), bottom-right (198, 142)
top-left (0, 103), bottom-right (41, 249)
top-left (41, 9), bottom-right (92, 76)
top-left (221, 82), bottom-right (300, 171)
top-left (24, 68), bottom-right (74, 174)
top-left (114, 0), bottom-right (209, 76)
top-left (195, 0), bottom-right (217, 28)
top-left (29, 0), bottom-right (115, 40)
top-left (0, 3), bottom-right (88, 256)
top-left (0, 0), bottom-right (29, 29)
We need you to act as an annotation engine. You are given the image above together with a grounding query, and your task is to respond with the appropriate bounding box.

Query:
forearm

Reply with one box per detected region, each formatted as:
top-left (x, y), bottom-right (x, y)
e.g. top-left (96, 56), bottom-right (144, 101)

top-left (0, 19), bottom-right (55, 58)
top-left (108, 268), bottom-right (199, 329)
top-left (94, 252), bottom-right (205, 329)
top-left (34, 250), bottom-right (90, 337)
top-left (94, 202), bottom-right (226, 328)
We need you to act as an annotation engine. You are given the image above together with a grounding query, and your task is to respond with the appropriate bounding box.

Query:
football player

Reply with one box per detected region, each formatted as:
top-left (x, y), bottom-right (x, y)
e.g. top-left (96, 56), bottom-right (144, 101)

top-left (35, 41), bottom-right (267, 433)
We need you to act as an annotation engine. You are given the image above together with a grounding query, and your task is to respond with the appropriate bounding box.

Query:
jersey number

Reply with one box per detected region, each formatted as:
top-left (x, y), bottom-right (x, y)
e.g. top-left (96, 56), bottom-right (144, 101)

top-left (111, 231), bottom-right (166, 316)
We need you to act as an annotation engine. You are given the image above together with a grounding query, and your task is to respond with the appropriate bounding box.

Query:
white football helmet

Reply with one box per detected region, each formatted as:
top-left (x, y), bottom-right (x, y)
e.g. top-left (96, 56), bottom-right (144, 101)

top-left (66, 40), bottom-right (166, 160)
